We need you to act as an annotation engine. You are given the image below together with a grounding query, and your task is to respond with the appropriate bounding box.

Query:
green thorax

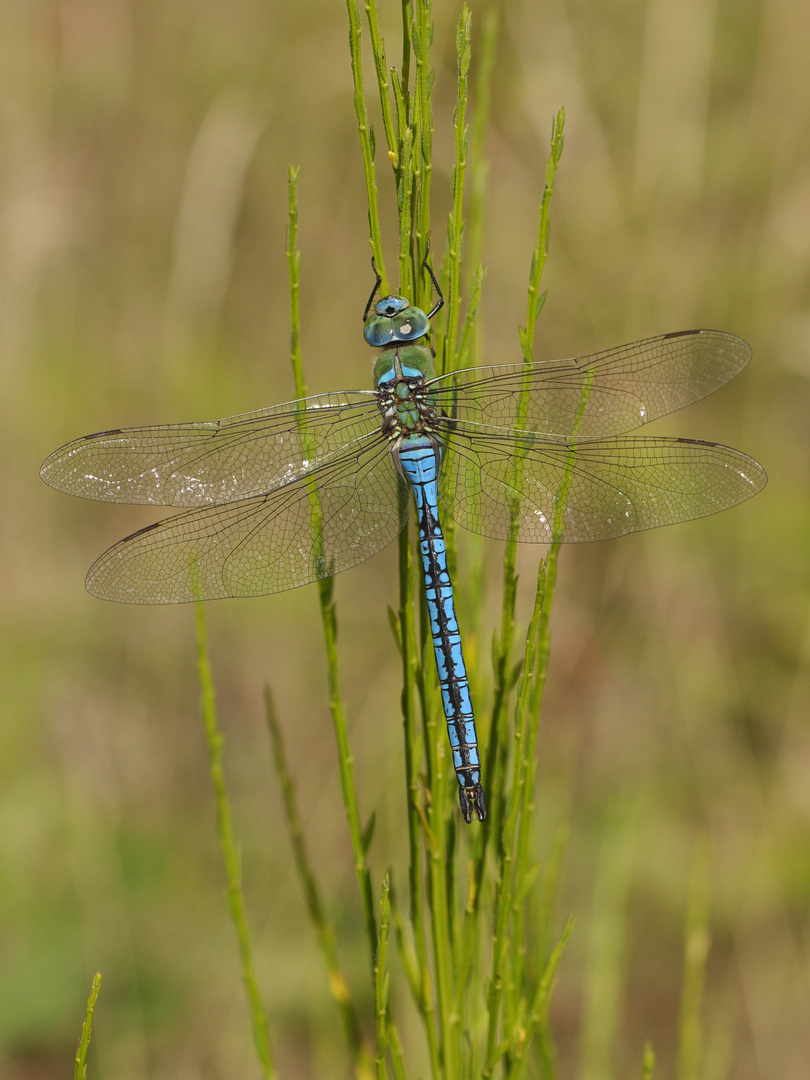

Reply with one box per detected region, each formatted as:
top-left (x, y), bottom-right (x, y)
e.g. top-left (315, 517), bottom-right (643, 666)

top-left (372, 342), bottom-right (436, 387)
top-left (374, 345), bottom-right (440, 438)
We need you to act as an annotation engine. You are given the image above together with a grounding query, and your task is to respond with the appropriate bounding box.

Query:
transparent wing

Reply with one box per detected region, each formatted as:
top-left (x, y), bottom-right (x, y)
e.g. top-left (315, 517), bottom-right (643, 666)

top-left (40, 389), bottom-right (381, 506)
top-left (86, 434), bottom-right (407, 603)
top-left (437, 422), bottom-right (767, 544)
top-left (427, 331), bottom-right (751, 438)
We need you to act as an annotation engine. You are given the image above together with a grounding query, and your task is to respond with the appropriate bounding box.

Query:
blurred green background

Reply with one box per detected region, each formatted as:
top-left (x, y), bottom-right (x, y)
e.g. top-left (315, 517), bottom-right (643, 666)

top-left (2, 0), bottom-right (808, 1077)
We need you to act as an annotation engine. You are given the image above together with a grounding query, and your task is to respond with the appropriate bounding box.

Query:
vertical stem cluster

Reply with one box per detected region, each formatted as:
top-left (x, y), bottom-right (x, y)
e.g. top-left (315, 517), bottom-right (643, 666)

top-left (199, 5), bottom-right (572, 1077)
top-left (346, 7), bottom-right (572, 1077)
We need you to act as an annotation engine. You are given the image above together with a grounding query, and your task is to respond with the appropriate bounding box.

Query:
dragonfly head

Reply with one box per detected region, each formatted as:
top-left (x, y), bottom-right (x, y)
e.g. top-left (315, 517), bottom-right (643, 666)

top-left (363, 295), bottom-right (430, 347)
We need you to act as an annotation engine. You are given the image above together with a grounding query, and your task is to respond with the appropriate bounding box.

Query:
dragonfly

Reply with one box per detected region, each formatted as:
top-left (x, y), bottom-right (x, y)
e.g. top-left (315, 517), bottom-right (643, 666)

top-left (41, 257), bottom-right (767, 823)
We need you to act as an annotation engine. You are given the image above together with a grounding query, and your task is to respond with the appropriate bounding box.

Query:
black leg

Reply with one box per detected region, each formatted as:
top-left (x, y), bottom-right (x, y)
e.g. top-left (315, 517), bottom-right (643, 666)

top-left (363, 256), bottom-right (383, 322)
top-left (422, 241), bottom-right (444, 319)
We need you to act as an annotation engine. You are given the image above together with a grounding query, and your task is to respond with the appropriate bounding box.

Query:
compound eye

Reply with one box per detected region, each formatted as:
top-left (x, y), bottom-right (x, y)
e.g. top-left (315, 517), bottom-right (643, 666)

top-left (377, 296), bottom-right (409, 317)
top-left (392, 308), bottom-right (429, 341)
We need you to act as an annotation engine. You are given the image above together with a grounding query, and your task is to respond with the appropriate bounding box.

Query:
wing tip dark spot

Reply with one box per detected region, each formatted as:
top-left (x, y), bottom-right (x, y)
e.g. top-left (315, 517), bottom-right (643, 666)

top-left (662, 329), bottom-right (703, 341)
top-left (674, 436), bottom-right (716, 448)
top-left (113, 518), bottom-right (168, 542)
top-left (661, 327), bottom-right (751, 352)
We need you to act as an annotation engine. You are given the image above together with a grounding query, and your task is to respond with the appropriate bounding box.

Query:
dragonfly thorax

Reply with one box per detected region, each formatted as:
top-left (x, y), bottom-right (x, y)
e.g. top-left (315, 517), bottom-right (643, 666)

top-left (377, 369), bottom-right (440, 442)
top-left (373, 340), bottom-right (436, 385)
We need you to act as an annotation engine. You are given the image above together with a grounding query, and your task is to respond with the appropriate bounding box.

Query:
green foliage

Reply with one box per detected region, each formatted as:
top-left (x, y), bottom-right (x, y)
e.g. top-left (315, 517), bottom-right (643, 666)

top-left (12, 0), bottom-right (802, 1076)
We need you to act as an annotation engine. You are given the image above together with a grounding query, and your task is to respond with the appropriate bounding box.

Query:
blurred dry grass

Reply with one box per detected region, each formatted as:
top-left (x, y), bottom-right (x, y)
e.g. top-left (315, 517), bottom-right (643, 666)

top-left (2, 0), bottom-right (809, 1077)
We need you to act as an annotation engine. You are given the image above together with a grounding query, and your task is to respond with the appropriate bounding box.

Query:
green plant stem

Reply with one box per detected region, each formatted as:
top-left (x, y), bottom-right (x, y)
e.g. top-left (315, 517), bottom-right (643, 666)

top-left (195, 602), bottom-right (276, 1080)
top-left (478, 106), bottom-right (566, 888)
top-left (506, 918), bottom-right (573, 1080)
top-left (286, 167), bottom-right (303, 399)
top-left (397, 124), bottom-right (416, 296)
top-left (519, 108), bottom-right (565, 365)
top-left (286, 170), bottom-right (379, 980)
top-left (511, 543), bottom-right (560, 990)
top-left (74, 972), bottom-right (102, 1080)
top-left (442, 5), bottom-right (471, 375)
top-left (466, 8), bottom-right (498, 299)
top-left (345, 0), bottom-right (388, 285)
top-left (265, 688), bottom-right (372, 1077)
top-left (537, 824), bottom-right (571, 976)
top-left (364, 0), bottom-right (399, 169)
top-left (430, 834), bottom-right (459, 1079)
top-left (320, 577), bottom-right (381, 969)
top-left (388, 1027), bottom-right (407, 1080)
top-left (399, 0), bottom-right (412, 95)
top-left (508, 555), bottom-right (555, 1028)
top-left (484, 558), bottom-right (550, 1076)
top-left (413, 0), bottom-right (434, 251)
top-left (375, 875), bottom-right (392, 1080)
top-left (483, 108), bottom-right (566, 1075)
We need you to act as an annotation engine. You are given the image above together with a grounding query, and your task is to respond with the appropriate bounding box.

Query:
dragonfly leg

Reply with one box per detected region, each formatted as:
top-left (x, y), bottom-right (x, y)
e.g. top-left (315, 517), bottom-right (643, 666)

top-left (421, 241), bottom-right (444, 321)
top-left (363, 257), bottom-right (383, 323)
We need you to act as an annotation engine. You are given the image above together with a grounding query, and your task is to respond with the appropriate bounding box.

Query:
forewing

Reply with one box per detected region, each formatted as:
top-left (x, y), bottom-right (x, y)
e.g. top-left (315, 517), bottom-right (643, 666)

top-left (41, 389), bottom-right (380, 506)
top-left (428, 331), bottom-right (751, 438)
top-left (438, 422), bottom-right (767, 544)
top-left (86, 434), bottom-right (407, 602)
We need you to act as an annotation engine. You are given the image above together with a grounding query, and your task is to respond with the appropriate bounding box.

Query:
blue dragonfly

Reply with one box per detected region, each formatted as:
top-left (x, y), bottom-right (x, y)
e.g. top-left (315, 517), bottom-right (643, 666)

top-left (40, 257), bottom-right (766, 822)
